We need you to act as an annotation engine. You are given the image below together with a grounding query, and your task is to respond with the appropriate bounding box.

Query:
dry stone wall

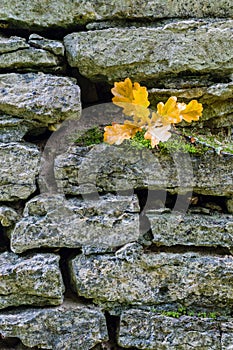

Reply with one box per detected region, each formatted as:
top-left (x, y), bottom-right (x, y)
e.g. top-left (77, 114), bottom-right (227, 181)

top-left (0, 1), bottom-right (232, 349)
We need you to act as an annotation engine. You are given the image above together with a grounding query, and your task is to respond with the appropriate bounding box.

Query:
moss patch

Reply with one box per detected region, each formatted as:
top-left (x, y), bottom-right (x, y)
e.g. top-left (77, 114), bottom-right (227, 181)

top-left (152, 307), bottom-right (219, 319)
top-left (74, 127), bottom-right (104, 146)
top-left (73, 125), bottom-right (233, 156)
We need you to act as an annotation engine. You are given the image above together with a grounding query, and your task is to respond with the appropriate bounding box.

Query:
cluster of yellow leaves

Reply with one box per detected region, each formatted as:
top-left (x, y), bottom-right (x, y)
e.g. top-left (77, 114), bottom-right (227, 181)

top-left (104, 78), bottom-right (203, 148)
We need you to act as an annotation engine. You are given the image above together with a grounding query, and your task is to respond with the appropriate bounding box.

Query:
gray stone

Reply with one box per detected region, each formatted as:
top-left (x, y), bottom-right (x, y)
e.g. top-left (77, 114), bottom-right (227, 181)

top-left (29, 34), bottom-right (65, 56)
top-left (0, 73), bottom-right (81, 126)
top-left (226, 198), bottom-right (233, 214)
top-left (148, 82), bottom-right (233, 125)
top-left (0, 47), bottom-right (63, 72)
top-left (0, 115), bottom-right (35, 142)
top-left (149, 213), bottom-right (233, 249)
top-left (64, 19), bottom-right (233, 83)
top-left (54, 143), bottom-right (233, 197)
top-left (0, 35), bottom-right (29, 53)
top-left (118, 310), bottom-right (221, 349)
top-left (0, 1), bottom-right (232, 30)
top-left (0, 299), bottom-right (108, 349)
top-left (206, 114), bottom-right (233, 129)
top-left (0, 206), bottom-right (19, 226)
top-left (0, 142), bottom-right (40, 202)
top-left (69, 250), bottom-right (233, 310)
top-left (0, 34), bottom-right (64, 72)
top-left (10, 193), bottom-right (140, 253)
top-left (221, 321), bottom-right (233, 350)
top-left (0, 251), bottom-right (64, 309)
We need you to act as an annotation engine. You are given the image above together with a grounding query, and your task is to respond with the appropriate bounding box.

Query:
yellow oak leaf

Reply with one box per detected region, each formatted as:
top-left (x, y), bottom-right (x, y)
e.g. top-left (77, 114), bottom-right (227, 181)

top-left (104, 123), bottom-right (141, 145)
top-left (112, 78), bottom-right (150, 108)
top-left (144, 124), bottom-right (172, 148)
top-left (132, 82), bottom-right (150, 108)
top-left (179, 100), bottom-right (203, 122)
top-left (157, 96), bottom-right (182, 124)
top-left (111, 78), bottom-right (134, 103)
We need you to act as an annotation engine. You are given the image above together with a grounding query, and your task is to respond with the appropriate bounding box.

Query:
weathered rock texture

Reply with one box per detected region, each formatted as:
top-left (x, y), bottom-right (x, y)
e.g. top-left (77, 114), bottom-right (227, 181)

top-left (0, 115), bottom-right (34, 142)
top-left (0, 34), bottom-right (65, 73)
top-left (0, 73), bottom-right (81, 127)
top-left (69, 246), bottom-right (233, 310)
top-left (0, 142), bottom-right (40, 201)
top-left (64, 19), bottom-right (233, 83)
top-left (149, 212), bottom-right (233, 249)
top-left (54, 144), bottom-right (233, 196)
top-left (0, 206), bottom-right (19, 226)
top-left (0, 300), bottom-right (108, 349)
top-left (0, 252), bottom-right (64, 309)
top-left (118, 310), bottom-right (222, 349)
top-left (28, 34), bottom-right (65, 56)
top-left (10, 193), bottom-right (140, 253)
top-left (0, 1), bottom-right (232, 349)
top-left (0, 1), bottom-right (232, 30)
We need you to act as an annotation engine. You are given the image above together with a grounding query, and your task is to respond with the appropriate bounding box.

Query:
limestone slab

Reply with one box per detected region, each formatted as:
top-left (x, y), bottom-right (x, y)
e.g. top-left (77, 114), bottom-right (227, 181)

top-left (0, 300), bottom-right (108, 349)
top-left (0, 116), bottom-right (30, 142)
top-left (54, 143), bottom-right (233, 196)
top-left (0, 252), bottom-right (64, 309)
top-left (0, 73), bottom-right (81, 126)
top-left (0, 47), bottom-right (62, 72)
top-left (149, 213), bottom-right (233, 249)
top-left (10, 193), bottom-right (140, 253)
top-left (64, 19), bottom-right (233, 83)
top-left (29, 34), bottom-right (64, 56)
top-left (118, 310), bottom-right (221, 349)
top-left (0, 142), bottom-right (40, 202)
top-left (0, 35), bottom-right (29, 53)
top-left (0, 1), bottom-right (232, 30)
top-left (69, 246), bottom-right (233, 310)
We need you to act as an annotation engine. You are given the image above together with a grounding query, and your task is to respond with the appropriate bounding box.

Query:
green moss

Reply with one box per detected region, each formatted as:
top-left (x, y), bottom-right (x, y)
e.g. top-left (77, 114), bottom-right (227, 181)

top-left (73, 125), bottom-right (232, 156)
top-left (158, 136), bottom-right (208, 155)
top-left (152, 307), bottom-right (219, 319)
top-left (130, 130), bottom-right (152, 149)
top-left (182, 128), bottom-right (233, 155)
top-left (74, 127), bottom-right (104, 146)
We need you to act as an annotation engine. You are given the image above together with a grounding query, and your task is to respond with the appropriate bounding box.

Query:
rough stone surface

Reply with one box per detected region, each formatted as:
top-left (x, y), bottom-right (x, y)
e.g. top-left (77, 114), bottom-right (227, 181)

top-left (0, 35), bottom-right (29, 53)
top-left (54, 143), bottom-right (233, 196)
top-left (221, 321), bottom-right (233, 350)
top-left (0, 251), bottom-right (64, 309)
top-left (69, 248), bottom-right (233, 310)
top-left (118, 310), bottom-right (221, 349)
top-left (0, 73), bottom-right (81, 126)
top-left (149, 213), bottom-right (233, 249)
top-left (10, 193), bottom-right (140, 253)
top-left (0, 299), bottom-right (108, 349)
top-left (29, 34), bottom-right (65, 56)
top-left (0, 1), bottom-right (232, 30)
top-left (0, 34), bottom-right (64, 72)
top-left (64, 19), bottom-right (233, 83)
top-left (0, 206), bottom-right (19, 226)
top-left (0, 114), bottom-right (41, 142)
top-left (226, 198), bottom-right (233, 214)
top-left (0, 47), bottom-right (62, 72)
top-left (149, 82), bottom-right (233, 124)
top-left (0, 142), bottom-right (40, 202)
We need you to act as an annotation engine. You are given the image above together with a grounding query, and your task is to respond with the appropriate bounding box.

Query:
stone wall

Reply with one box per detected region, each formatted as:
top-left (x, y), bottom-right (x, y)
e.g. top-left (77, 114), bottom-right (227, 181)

top-left (0, 1), bottom-right (232, 349)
